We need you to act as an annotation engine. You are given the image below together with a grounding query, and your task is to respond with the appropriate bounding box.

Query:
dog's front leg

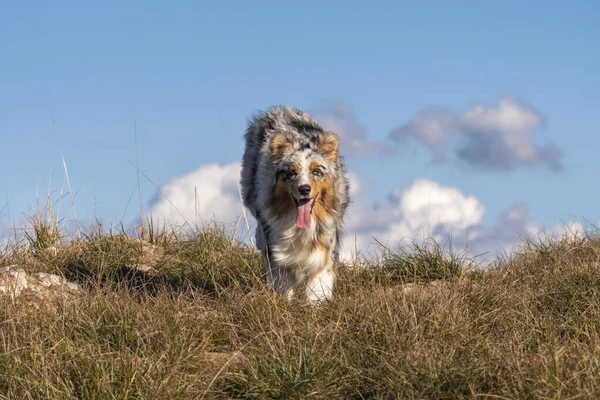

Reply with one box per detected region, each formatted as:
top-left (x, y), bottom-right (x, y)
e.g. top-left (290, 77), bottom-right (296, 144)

top-left (266, 264), bottom-right (297, 300)
top-left (305, 265), bottom-right (335, 303)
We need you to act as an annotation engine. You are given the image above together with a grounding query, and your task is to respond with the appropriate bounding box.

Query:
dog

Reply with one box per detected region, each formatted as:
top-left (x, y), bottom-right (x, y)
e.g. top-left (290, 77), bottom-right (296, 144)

top-left (240, 106), bottom-right (350, 302)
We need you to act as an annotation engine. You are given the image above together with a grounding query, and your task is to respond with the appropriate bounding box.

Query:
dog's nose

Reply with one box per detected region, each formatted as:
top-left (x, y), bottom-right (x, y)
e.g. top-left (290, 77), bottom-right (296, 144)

top-left (298, 184), bottom-right (311, 197)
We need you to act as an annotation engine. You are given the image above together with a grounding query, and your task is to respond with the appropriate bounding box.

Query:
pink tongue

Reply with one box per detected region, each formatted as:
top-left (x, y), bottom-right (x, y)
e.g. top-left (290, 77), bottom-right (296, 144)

top-left (295, 199), bottom-right (313, 229)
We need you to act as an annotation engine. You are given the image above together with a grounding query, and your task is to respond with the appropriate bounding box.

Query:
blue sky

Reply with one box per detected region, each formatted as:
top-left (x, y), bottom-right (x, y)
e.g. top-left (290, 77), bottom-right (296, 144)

top-left (1, 1), bottom-right (599, 258)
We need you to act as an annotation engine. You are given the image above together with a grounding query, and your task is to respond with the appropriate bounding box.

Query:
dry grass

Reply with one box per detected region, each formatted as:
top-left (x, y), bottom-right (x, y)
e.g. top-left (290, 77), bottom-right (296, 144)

top-left (1, 215), bottom-right (600, 399)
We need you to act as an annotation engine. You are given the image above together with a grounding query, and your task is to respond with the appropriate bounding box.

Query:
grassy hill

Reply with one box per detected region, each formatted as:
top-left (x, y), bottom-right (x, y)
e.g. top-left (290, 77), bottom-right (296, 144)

top-left (1, 217), bottom-right (600, 399)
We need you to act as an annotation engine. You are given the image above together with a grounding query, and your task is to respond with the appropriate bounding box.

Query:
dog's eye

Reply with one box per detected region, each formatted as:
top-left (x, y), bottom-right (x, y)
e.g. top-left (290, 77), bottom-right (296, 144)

top-left (286, 170), bottom-right (297, 180)
top-left (312, 168), bottom-right (323, 178)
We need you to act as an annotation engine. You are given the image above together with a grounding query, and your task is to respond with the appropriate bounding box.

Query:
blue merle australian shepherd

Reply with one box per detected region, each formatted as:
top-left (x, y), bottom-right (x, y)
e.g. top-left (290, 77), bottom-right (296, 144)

top-left (240, 106), bottom-right (350, 302)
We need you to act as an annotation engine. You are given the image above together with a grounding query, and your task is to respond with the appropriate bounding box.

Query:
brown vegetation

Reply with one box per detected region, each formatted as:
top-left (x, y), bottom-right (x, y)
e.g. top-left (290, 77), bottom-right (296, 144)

top-left (1, 216), bottom-right (599, 399)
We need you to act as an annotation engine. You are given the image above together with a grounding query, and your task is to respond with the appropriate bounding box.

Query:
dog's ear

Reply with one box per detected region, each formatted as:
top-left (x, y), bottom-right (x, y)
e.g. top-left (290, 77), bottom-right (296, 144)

top-left (270, 132), bottom-right (294, 161)
top-left (318, 132), bottom-right (339, 162)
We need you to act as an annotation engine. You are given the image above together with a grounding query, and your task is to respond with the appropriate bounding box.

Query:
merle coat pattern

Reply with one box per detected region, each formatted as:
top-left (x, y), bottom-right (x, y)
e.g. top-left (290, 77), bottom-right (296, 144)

top-left (240, 106), bottom-right (350, 301)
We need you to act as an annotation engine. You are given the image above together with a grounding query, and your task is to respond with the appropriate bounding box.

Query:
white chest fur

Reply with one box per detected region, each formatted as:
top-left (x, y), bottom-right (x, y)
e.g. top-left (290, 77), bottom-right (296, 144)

top-left (269, 216), bottom-right (332, 276)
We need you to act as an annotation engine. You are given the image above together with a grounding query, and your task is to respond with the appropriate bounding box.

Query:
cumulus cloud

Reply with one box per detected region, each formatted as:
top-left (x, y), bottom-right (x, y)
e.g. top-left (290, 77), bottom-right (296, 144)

top-left (463, 203), bottom-right (586, 260)
top-left (146, 162), bottom-right (251, 231)
top-left (390, 96), bottom-right (562, 170)
top-left (346, 179), bottom-right (483, 238)
top-left (311, 100), bottom-right (389, 158)
top-left (452, 202), bottom-right (537, 260)
top-left (342, 179), bottom-right (486, 260)
top-left (342, 185), bottom-right (583, 263)
top-left (389, 107), bottom-right (455, 161)
top-left (309, 97), bottom-right (561, 170)
top-left (146, 162), bottom-right (580, 264)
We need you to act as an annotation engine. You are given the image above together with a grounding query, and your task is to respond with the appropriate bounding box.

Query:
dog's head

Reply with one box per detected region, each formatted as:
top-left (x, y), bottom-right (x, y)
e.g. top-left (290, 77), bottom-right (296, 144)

top-left (269, 131), bottom-right (339, 229)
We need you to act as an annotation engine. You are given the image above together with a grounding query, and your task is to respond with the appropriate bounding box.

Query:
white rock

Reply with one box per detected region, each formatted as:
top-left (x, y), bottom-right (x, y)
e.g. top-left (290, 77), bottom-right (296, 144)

top-left (0, 266), bottom-right (14, 274)
top-left (0, 267), bottom-right (28, 298)
top-left (33, 272), bottom-right (62, 286)
top-left (0, 266), bottom-right (81, 301)
top-left (66, 282), bottom-right (80, 292)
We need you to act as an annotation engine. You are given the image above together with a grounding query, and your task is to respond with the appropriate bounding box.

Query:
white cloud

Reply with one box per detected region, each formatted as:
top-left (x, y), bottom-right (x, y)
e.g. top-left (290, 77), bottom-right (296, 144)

top-left (342, 179), bottom-right (486, 260)
top-left (390, 96), bottom-right (562, 170)
top-left (525, 220), bottom-right (586, 244)
top-left (146, 162), bottom-right (251, 232)
top-left (305, 97), bottom-right (562, 171)
top-left (432, 203), bottom-right (586, 262)
top-left (146, 162), bottom-right (581, 264)
top-left (460, 96), bottom-right (542, 135)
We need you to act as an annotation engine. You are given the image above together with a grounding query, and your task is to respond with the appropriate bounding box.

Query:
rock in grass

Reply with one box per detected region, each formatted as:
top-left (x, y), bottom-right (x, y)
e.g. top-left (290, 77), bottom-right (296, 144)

top-left (0, 265), bottom-right (81, 301)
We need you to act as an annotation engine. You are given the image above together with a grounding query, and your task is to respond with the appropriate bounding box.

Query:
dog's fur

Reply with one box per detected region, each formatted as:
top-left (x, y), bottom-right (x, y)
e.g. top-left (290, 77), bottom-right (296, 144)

top-left (240, 106), bottom-right (350, 302)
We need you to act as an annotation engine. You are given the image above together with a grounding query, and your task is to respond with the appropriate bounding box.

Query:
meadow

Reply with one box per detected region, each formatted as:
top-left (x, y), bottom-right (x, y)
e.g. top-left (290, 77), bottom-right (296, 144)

top-left (1, 207), bottom-right (599, 399)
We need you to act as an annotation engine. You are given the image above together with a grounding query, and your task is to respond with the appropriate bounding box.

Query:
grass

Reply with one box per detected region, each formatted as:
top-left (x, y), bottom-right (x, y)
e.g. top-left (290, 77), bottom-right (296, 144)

top-left (1, 213), bottom-right (600, 399)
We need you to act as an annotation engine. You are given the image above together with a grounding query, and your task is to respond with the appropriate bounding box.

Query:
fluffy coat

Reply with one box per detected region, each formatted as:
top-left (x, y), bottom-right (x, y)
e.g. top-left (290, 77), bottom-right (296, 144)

top-left (240, 106), bottom-right (350, 302)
